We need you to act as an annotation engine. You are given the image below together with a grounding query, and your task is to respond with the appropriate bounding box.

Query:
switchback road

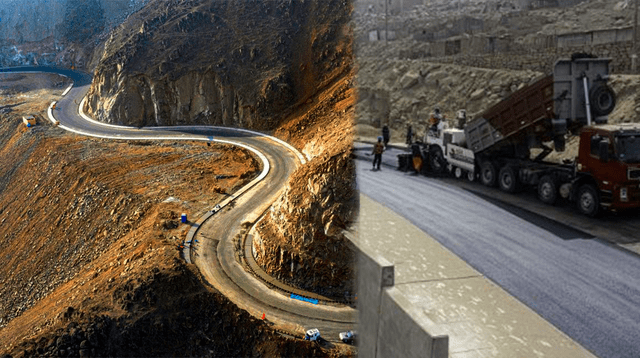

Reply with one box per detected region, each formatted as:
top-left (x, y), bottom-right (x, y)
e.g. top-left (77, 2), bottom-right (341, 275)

top-left (2, 67), bottom-right (356, 343)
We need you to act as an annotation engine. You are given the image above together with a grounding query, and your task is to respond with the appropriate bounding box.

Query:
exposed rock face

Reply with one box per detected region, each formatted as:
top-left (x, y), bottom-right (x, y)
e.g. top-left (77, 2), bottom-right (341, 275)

top-left (255, 150), bottom-right (357, 298)
top-left (0, 0), bottom-right (148, 43)
top-left (84, 0), bottom-right (353, 129)
top-left (0, 0), bottom-right (149, 68)
top-left (254, 72), bottom-right (358, 299)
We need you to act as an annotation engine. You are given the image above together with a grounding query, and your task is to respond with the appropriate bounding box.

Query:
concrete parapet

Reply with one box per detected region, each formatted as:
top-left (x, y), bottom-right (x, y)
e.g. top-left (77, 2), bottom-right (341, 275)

top-left (378, 287), bottom-right (448, 358)
top-left (356, 251), bottom-right (395, 358)
top-left (353, 194), bottom-right (597, 358)
top-left (356, 218), bottom-right (449, 358)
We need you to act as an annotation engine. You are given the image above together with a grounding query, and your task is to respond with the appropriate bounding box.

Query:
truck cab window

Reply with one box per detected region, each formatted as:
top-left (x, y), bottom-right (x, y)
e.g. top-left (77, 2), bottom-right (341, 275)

top-left (615, 135), bottom-right (640, 162)
top-left (590, 135), bottom-right (602, 157)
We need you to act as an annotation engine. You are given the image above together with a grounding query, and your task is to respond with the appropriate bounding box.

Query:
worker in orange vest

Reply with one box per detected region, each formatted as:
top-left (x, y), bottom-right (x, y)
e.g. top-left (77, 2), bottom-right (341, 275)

top-left (372, 136), bottom-right (384, 171)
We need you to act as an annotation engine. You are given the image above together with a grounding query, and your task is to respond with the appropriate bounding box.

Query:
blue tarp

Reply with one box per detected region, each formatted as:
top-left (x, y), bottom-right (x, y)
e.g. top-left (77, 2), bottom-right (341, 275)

top-left (290, 293), bottom-right (318, 305)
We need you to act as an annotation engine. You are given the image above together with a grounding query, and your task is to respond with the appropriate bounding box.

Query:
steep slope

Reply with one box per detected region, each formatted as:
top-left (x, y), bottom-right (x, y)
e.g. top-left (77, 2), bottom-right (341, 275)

top-left (2, 0), bottom-right (359, 353)
top-left (255, 70), bottom-right (357, 299)
top-left (80, 0), bottom-right (359, 299)
top-left (0, 0), bottom-right (150, 68)
top-left (0, 75), bottom-right (350, 357)
top-left (84, 0), bottom-right (353, 129)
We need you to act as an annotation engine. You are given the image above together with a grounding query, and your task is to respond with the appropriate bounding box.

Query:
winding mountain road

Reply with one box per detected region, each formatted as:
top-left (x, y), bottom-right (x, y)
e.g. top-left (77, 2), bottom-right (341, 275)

top-left (355, 142), bottom-right (640, 358)
top-left (2, 67), bottom-right (356, 342)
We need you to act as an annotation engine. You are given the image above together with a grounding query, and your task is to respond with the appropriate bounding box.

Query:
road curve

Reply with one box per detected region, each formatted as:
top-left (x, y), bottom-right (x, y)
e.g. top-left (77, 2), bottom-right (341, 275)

top-left (2, 67), bottom-right (356, 341)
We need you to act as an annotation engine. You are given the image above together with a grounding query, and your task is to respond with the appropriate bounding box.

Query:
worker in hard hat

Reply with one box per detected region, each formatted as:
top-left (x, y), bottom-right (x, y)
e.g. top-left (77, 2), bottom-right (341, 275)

top-left (429, 107), bottom-right (442, 130)
top-left (372, 136), bottom-right (385, 171)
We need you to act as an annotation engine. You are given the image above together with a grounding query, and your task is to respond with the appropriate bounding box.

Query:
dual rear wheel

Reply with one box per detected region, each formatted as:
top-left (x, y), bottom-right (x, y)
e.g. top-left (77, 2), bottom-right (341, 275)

top-left (480, 161), bottom-right (521, 193)
top-left (458, 159), bottom-right (601, 216)
top-left (537, 177), bottom-right (600, 217)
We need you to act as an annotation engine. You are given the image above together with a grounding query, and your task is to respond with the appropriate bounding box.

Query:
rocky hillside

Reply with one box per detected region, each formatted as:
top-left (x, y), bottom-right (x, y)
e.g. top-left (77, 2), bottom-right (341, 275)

top-left (0, 0), bottom-right (149, 68)
top-left (81, 0), bottom-right (360, 300)
top-left (355, 56), bottom-right (640, 150)
top-left (83, 0), bottom-right (353, 129)
top-left (355, 0), bottom-right (640, 146)
top-left (255, 71), bottom-right (357, 299)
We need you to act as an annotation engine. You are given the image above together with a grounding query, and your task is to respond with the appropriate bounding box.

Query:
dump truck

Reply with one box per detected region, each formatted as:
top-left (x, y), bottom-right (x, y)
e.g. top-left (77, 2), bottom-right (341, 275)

top-left (401, 55), bottom-right (640, 216)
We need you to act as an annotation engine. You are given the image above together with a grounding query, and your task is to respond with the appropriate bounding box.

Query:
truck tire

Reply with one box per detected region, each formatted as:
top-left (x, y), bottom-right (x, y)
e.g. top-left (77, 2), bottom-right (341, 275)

top-left (453, 166), bottom-right (463, 179)
top-left (467, 171), bottom-right (475, 182)
top-left (429, 147), bottom-right (446, 174)
top-left (498, 166), bottom-right (520, 193)
top-left (480, 161), bottom-right (497, 187)
top-left (589, 84), bottom-right (616, 117)
top-left (577, 184), bottom-right (600, 217)
top-left (538, 175), bottom-right (557, 204)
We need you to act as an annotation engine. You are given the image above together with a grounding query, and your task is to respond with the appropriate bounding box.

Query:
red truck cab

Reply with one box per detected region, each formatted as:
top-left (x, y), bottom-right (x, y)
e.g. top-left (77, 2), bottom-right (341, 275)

top-left (576, 124), bottom-right (640, 215)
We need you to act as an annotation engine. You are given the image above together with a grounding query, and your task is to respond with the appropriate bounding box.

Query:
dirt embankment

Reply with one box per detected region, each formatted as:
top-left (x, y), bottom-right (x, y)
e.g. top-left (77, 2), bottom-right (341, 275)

top-left (0, 76), bottom-right (346, 357)
top-left (84, 0), bottom-right (353, 129)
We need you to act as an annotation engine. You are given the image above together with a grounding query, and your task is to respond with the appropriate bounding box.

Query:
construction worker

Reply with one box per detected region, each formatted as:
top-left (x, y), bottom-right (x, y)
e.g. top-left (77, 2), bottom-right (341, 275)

top-left (382, 125), bottom-right (390, 148)
top-left (372, 136), bottom-right (384, 171)
top-left (429, 107), bottom-right (443, 133)
top-left (455, 109), bottom-right (467, 129)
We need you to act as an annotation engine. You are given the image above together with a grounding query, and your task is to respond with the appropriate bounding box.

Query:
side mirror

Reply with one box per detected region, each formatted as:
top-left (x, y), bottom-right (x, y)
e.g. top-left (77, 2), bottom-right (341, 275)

top-left (599, 139), bottom-right (610, 162)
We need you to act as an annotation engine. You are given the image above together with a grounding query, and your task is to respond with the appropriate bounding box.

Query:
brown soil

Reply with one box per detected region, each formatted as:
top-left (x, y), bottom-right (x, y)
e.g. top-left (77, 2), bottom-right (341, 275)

top-left (0, 77), bottom-right (348, 357)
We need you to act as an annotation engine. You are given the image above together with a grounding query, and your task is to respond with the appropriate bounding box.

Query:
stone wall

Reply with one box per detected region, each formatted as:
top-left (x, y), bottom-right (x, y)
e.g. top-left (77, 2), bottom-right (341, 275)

top-left (421, 42), bottom-right (636, 74)
top-left (397, 26), bottom-right (639, 74)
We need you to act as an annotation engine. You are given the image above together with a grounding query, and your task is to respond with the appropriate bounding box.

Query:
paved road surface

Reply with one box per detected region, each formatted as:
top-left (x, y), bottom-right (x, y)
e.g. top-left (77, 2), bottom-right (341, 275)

top-left (355, 142), bottom-right (640, 358)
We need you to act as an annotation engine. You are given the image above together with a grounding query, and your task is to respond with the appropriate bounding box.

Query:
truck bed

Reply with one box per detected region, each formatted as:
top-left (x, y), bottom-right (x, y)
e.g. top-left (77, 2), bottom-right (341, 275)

top-left (465, 75), bottom-right (554, 154)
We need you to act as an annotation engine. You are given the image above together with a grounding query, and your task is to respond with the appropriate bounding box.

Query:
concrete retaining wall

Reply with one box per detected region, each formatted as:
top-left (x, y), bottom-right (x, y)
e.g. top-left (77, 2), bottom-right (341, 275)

top-left (357, 246), bottom-right (448, 358)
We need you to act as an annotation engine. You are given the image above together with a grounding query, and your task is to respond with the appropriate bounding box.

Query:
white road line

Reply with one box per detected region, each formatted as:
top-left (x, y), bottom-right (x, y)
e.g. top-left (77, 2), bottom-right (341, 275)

top-left (61, 83), bottom-right (73, 96)
top-left (78, 97), bottom-right (308, 165)
top-left (45, 72), bottom-right (274, 215)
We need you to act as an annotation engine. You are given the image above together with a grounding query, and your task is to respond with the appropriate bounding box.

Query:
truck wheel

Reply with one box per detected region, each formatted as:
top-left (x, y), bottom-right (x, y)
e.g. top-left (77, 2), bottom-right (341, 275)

top-left (429, 147), bottom-right (446, 174)
top-left (453, 166), bottom-right (463, 179)
top-left (589, 84), bottom-right (616, 117)
top-left (498, 166), bottom-right (520, 193)
top-left (480, 161), bottom-right (497, 187)
top-left (467, 171), bottom-right (475, 182)
top-left (577, 184), bottom-right (600, 217)
top-left (538, 175), bottom-right (557, 204)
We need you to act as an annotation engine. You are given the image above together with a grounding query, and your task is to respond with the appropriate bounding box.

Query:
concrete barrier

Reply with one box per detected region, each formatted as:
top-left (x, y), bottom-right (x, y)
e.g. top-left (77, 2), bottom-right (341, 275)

top-left (352, 194), bottom-right (596, 358)
top-left (357, 247), bottom-right (448, 358)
